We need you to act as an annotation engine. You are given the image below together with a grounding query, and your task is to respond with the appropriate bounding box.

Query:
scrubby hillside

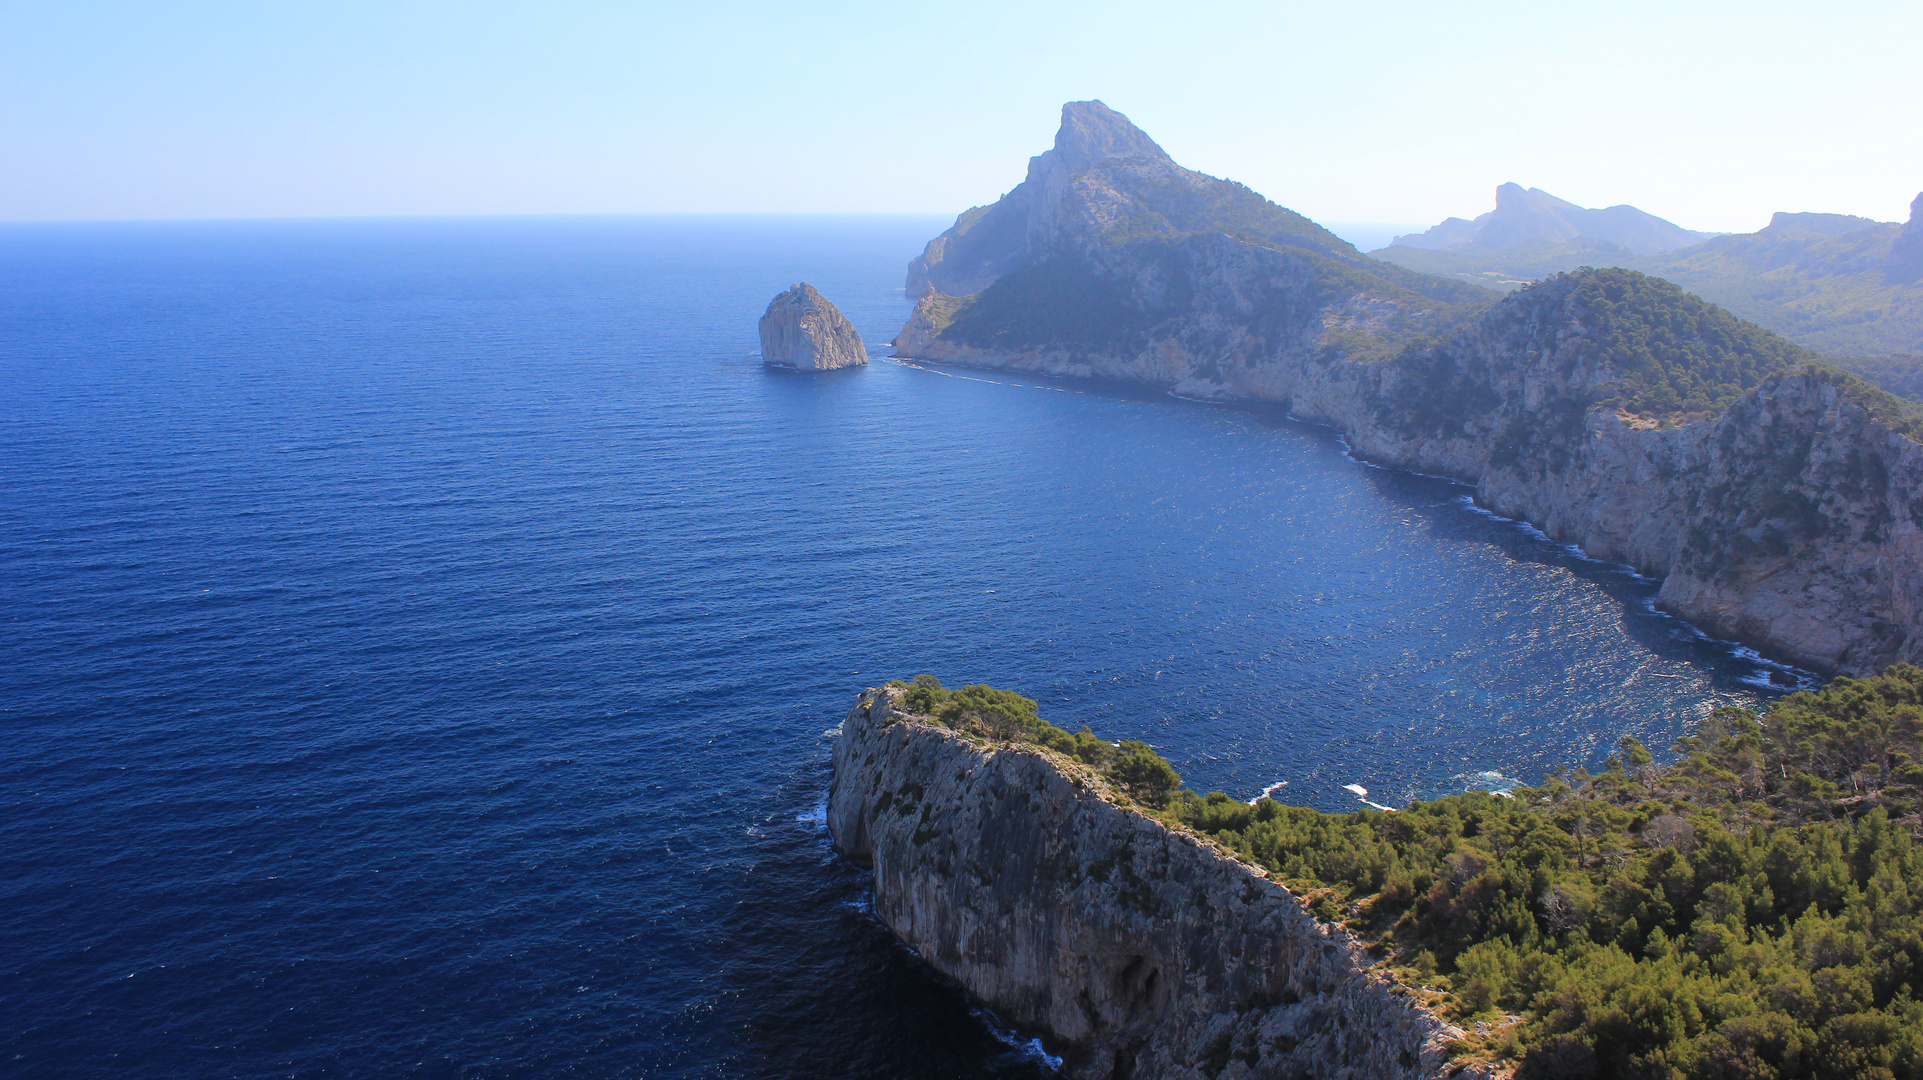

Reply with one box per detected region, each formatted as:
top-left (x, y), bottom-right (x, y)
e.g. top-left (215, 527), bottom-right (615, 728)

top-left (895, 671), bottom-right (1923, 1079)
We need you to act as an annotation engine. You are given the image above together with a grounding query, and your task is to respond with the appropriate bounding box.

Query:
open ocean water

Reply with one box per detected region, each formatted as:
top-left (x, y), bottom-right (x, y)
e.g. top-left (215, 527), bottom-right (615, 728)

top-left (1, 215), bottom-right (1804, 1079)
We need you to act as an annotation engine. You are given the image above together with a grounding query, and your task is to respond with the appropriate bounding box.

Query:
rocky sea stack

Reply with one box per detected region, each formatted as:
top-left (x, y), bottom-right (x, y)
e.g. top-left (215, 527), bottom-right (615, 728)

top-left (758, 283), bottom-right (867, 370)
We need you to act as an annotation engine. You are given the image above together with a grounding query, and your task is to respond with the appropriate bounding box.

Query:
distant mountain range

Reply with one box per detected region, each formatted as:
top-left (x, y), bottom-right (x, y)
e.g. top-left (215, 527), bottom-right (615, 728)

top-left (1390, 182), bottom-right (1713, 255)
top-left (1375, 189), bottom-right (1923, 356)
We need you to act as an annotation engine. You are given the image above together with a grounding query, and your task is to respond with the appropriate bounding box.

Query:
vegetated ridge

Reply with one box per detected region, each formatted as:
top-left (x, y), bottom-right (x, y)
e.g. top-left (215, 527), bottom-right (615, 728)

top-left (841, 672), bottom-right (1923, 1080)
top-left (1374, 193), bottom-right (1923, 358)
top-left (894, 101), bottom-right (1923, 676)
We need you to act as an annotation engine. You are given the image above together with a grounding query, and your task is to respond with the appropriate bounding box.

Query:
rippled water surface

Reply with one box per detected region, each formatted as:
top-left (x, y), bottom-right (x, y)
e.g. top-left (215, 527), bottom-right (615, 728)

top-left (1, 216), bottom-right (1794, 1078)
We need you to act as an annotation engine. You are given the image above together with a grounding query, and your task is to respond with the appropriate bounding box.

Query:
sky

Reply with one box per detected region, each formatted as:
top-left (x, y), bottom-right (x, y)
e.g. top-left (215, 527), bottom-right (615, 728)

top-left (3, 0), bottom-right (1918, 233)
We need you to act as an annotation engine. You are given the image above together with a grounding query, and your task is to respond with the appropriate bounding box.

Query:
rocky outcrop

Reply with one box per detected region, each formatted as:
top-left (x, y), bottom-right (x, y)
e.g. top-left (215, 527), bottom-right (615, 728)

top-left (829, 685), bottom-right (1494, 1080)
top-left (905, 101), bottom-right (1180, 298)
top-left (1763, 211), bottom-right (1892, 238)
top-left (1889, 192), bottom-right (1923, 283)
top-left (893, 103), bottom-right (1923, 675)
top-left (758, 283), bottom-right (867, 370)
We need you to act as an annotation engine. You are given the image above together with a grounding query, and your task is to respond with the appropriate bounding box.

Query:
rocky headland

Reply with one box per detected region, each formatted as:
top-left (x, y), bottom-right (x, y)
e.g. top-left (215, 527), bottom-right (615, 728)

top-left (831, 672), bottom-right (1923, 1080)
top-left (759, 282), bottom-right (868, 370)
top-left (893, 101), bottom-right (1923, 675)
top-left (829, 684), bottom-right (1495, 1080)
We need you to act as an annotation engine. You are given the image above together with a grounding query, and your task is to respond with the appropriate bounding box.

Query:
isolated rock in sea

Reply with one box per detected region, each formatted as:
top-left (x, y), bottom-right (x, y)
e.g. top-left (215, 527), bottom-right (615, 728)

top-left (829, 685), bottom-right (1499, 1080)
top-left (758, 283), bottom-right (867, 370)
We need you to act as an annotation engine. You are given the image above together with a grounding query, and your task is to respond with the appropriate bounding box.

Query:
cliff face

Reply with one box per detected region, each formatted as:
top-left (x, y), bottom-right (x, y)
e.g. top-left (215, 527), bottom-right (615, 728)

top-left (1284, 310), bottom-right (1923, 675)
top-left (758, 282), bottom-right (867, 370)
top-left (829, 686), bottom-right (1492, 1080)
top-left (894, 103), bottom-right (1923, 676)
top-left (1889, 193), bottom-right (1923, 283)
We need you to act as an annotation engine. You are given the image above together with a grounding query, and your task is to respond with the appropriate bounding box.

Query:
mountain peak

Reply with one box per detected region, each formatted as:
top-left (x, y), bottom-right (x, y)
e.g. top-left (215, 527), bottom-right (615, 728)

top-left (1393, 185), bottom-right (1707, 255)
top-left (1051, 100), bottom-right (1171, 175)
top-left (1762, 211), bottom-right (1889, 237)
top-left (904, 100), bottom-right (1353, 298)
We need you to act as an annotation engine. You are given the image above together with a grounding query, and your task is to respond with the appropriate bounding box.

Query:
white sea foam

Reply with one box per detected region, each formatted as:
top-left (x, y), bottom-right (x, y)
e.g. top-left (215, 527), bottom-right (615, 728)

top-left (1250, 779), bottom-right (1289, 804)
top-left (885, 357), bottom-right (1083, 394)
top-left (1452, 496), bottom-right (1825, 688)
top-left (795, 794), bottom-right (828, 829)
top-left (1454, 769), bottom-right (1522, 796)
top-left (971, 1005), bottom-right (1065, 1071)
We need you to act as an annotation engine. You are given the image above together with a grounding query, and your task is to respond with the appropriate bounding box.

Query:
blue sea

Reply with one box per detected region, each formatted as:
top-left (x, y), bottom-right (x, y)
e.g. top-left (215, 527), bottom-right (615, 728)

top-left (1, 215), bottom-right (1800, 1079)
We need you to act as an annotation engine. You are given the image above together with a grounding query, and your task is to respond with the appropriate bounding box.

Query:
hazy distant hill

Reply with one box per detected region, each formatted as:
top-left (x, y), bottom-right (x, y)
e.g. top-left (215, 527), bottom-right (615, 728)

top-left (1391, 182), bottom-right (1712, 256)
top-left (1634, 202), bottom-right (1923, 355)
top-left (1374, 192), bottom-right (1923, 356)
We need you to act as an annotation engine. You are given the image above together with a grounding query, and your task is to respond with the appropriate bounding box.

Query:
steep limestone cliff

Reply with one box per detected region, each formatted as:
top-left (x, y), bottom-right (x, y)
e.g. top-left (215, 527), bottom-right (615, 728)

top-left (829, 685), bottom-right (1496, 1080)
top-left (759, 282), bottom-right (867, 370)
top-left (1890, 193), bottom-right (1923, 284)
top-left (893, 103), bottom-right (1923, 675)
top-left (1282, 277), bottom-right (1923, 675)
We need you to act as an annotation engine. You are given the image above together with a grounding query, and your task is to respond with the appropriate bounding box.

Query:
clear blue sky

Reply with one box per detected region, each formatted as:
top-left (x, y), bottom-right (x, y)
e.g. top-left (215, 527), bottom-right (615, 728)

top-left (3, 0), bottom-right (1917, 232)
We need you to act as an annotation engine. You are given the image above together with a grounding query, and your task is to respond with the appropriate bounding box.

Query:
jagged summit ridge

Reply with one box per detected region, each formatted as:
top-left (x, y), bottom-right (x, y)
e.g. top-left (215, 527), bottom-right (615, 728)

top-left (1389, 183), bottom-right (1710, 255)
top-left (1047, 99), bottom-right (1171, 174)
top-left (902, 99), bottom-right (1366, 299)
top-left (904, 99), bottom-right (1181, 298)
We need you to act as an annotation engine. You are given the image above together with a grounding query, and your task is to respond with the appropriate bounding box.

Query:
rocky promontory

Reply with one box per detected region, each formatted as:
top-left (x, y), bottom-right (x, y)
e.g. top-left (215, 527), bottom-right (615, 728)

top-left (758, 283), bottom-right (867, 370)
top-left (828, 684), bottom-right (1491, 1080)
top-left (894, 101), bottom-right (1923, 675)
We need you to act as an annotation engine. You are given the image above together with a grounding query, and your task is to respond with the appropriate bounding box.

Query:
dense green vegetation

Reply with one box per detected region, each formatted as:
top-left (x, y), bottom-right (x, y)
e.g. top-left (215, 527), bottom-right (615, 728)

top-left (891, 674), bottom-right (1183, 805)
top-left (1548, 269), bottom-right (1810, 420)
top-left (1379, 269), bottom-right (1923, 468)
top-left (896, 669), bottom-right (1923, 1079)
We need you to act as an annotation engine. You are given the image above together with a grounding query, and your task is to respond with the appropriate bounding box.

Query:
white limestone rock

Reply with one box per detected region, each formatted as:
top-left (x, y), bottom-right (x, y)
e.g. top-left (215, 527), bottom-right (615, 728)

top-left (758, 283), bottom-right (867, 370)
